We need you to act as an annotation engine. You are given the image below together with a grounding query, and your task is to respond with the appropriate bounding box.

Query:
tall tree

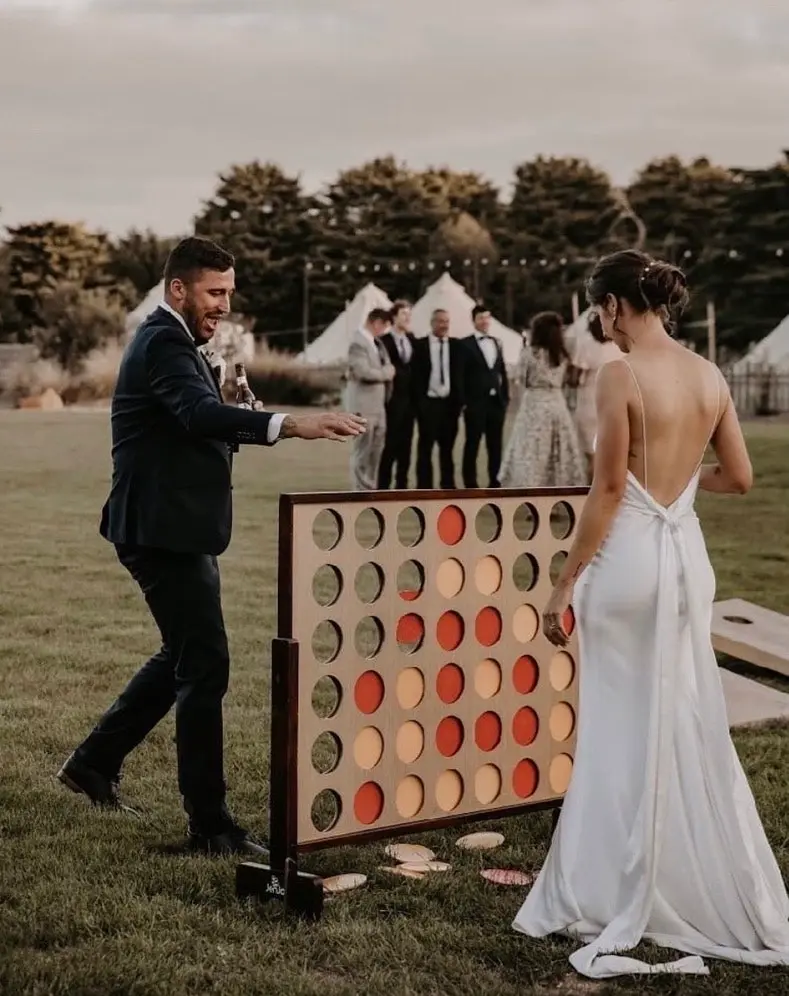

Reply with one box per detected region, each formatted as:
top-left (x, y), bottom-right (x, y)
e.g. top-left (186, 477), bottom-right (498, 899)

top-left (194, 161), bottom-right (314, 349)
top-left (108, 228), bottom-right (178, 303)
top-left (503, 156), bottom-right (621, 324)
top-left (5, 221), bottom-right (112, 337)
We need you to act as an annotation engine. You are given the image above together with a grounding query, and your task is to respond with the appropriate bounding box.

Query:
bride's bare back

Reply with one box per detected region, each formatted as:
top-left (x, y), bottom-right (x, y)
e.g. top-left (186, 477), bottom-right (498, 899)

top-left (619, 344), bottom-right (724, 507)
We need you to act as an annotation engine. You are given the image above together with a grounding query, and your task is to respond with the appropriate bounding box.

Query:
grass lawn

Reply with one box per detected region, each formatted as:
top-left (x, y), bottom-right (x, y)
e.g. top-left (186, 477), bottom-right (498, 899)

top-left (1, 410), bottom-right (788, 996)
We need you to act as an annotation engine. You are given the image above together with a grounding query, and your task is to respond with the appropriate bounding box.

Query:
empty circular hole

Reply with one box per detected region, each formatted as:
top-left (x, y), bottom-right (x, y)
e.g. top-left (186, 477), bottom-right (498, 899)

top-left (436, 663), bottom-right (465, 704)
top-left (311, 789), bottom-right (341, 831)
top-left (312, 509), bottom-right (343, 551)
top-left (513, 503), bottom-right (539, 541)
top-left (311, 731), bottom-right (342, 774)
top-left (354, 616), bottom-right (384, 658)
top-left (436, 769), bottom-right (464, 812)
top-left (437, 505), bottom-right (465, 545)
top-left (311, 675), bottom-right (342, 719)
top-left (396, 775), bottom-right (424, 818)
top-left (397, 560), bottom-right (425, 601)
top-left (476, 504), bottom-right (502, 543)
top-left (397, 506), bottom-right (425, 547)
top-left (550, 501), bottom-right (576, 540)
top-left (354, 781), bottom-right (384, 825)
top-left (311, 620), bottom-right (342, 664)
top-left (355, 508), bottom-right (385, 549)
top-left (436, 558), bottom-right (465, 598)
top-left (396, 667), bottom-right (425, 709)
top-left (396, 613), bottom-right (425, 654)
top-left (550, 551), bottom-right (568, 585)
top-left (354, 562), bottom-right (384, 603)
top-left (354, 670), bottom-right (385, 714)
top-left (723, 615), bottom-right (753, 625)
top-left (475, 556), bottom-right (502, 595)
top-left (312, 564), bottom-right (343, 607)
top-left (513, 553), bottom-right (539, 592)
top-left (353, 726), bottom-right (384, 770)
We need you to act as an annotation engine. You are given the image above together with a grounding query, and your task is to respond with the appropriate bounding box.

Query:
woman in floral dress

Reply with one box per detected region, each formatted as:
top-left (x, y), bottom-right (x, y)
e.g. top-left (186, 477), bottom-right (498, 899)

top-left (499, 311), bottom-right (586, 488)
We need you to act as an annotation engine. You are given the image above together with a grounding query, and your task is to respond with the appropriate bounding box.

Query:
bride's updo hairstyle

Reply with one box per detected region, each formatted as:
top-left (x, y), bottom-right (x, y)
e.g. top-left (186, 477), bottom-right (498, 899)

top-left (586, 249), bottom-right (690, 333)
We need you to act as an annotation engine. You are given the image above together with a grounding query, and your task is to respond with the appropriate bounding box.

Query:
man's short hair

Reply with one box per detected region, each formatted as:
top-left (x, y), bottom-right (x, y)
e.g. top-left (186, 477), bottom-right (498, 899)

top-left (163, 236), bottom-right (235, 286)
top-left (367, 308), bottom-right (391, 324)
top-left (471, 304), bottom-right (490, 321)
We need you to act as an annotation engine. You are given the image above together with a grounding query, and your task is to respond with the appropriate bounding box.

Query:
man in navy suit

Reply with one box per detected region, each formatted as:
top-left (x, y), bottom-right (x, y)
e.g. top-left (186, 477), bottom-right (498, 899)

top-left (57, 237), bottom-right (365, 856)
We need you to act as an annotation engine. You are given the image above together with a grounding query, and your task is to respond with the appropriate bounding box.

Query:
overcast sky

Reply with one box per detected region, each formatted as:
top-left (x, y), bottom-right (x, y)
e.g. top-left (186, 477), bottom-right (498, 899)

top-left (1, 0), bottom-right (787, 235)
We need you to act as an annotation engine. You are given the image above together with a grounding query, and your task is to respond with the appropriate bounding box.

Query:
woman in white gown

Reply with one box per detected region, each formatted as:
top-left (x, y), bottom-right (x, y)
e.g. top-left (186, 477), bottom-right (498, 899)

top-left (512, 249), bottom-right (789, 978)
top-left (571, 311), bottom-right (620, 482)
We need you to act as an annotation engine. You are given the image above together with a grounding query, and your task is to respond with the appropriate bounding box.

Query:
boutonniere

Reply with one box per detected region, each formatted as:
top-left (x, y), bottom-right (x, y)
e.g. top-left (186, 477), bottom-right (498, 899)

top-left (200, 347), bottom-right (227, 388)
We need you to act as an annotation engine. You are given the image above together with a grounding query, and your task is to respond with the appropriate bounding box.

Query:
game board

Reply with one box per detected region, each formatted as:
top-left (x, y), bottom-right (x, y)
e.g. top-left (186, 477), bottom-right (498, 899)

top-left (236, 486), bottom-right (587, 917)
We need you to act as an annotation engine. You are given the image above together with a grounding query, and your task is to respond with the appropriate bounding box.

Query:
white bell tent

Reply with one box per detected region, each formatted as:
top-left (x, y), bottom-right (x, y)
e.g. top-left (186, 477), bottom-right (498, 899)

top-left (409, 273), bottom-right (523, 367)
top-left (298, 282), bottom-right (393, 365)
top-left (731, 313), bottom-right (789, 373)
top-left (125, 280), bottom-right (164, 335)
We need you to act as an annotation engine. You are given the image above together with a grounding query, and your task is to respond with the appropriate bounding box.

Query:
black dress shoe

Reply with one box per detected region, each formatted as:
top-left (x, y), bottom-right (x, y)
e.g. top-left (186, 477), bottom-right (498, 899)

top-left (186, 821), bottom-right (269, 858)
top-left (57, 752), bottom-right (138, 813)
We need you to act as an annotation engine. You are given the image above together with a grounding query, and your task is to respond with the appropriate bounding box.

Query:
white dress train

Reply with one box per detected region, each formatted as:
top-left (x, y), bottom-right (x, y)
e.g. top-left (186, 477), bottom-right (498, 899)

top-left (512, 366), bottom-right (789, 978)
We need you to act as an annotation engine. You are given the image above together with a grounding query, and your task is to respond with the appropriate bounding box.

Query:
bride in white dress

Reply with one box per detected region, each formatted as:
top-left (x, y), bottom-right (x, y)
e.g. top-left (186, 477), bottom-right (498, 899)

top-left (512, 249), bottom-right (789, 978)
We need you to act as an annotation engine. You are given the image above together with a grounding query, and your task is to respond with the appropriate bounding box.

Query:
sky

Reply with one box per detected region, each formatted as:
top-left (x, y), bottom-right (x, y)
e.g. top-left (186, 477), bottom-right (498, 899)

top-left (0, 0), bottom-right (787, 235)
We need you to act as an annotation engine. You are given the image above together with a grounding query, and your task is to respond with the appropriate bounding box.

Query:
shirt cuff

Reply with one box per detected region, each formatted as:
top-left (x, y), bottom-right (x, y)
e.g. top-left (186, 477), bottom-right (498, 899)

top-left (267, 413), bottom-right (286, 443)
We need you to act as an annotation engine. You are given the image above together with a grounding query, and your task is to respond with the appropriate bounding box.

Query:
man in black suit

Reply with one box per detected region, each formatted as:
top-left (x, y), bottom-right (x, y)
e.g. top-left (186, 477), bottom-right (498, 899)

top-left (57, 237), bottom-right (365, 856)
top-left (461, 304), bottom-right (509, 488)
top-left (377, 300), bottom-right (416, 489)
top-left (411, 308), bottom-right (464, 489)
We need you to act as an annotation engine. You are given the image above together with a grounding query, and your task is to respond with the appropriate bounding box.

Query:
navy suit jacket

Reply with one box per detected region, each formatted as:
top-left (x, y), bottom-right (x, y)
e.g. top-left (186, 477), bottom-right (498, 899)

top-left (100, 306), bottom-right (275, 556)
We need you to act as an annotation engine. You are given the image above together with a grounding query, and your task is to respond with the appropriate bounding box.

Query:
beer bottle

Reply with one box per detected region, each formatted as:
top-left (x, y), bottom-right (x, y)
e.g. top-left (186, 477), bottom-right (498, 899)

top-left (235, 362), bottom-right (257, 409)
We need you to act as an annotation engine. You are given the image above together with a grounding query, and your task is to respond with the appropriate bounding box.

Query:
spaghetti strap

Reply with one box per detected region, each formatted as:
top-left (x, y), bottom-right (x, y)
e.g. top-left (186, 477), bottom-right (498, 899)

top-left (620, 359), bottom-right (648, 491)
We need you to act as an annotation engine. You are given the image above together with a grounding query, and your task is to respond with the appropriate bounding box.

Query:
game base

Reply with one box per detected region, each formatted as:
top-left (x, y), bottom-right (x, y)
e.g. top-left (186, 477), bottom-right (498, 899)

top-left (235, 860), bottom-right (324, 920)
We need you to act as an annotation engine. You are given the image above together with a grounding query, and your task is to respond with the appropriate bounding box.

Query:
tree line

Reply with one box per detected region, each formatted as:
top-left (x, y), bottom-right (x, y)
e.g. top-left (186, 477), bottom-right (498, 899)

top-left (1, 152), bottom-right (787, 368)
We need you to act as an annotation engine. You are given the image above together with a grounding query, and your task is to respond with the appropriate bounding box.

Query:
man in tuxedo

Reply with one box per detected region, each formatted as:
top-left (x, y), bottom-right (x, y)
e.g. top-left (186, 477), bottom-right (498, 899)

top-left (57, 237), bottom-right (365, 856)
top-left (377, 300), bottom-right (416, 489)
top-left (344, 307), bottom-right (395, 489)
top-left (461, 304), bottom-right (509, 488)
top-left (412, 308), bottom-right (464, 489)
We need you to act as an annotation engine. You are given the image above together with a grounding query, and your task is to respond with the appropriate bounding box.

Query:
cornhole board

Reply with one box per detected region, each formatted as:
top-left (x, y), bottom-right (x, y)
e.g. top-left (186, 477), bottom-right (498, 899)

top-left (711, 599), bottom-right (789, 680)
top-left (719, 668), bottom-right (789, 728)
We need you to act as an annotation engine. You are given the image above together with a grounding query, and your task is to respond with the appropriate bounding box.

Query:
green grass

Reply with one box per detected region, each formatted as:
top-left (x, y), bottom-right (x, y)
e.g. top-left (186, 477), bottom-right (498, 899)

top-left (1, 411), bottom-right (788, 996)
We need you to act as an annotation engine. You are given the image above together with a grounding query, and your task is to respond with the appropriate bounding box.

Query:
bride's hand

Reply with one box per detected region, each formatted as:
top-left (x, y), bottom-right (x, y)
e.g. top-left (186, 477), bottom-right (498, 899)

top-left (543, 584), bottom-right (573, 648)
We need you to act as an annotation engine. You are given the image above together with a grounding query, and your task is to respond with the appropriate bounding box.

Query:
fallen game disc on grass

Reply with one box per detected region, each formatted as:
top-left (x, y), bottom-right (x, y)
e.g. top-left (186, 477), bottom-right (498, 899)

top-left (456, 832), bottom-right (504, 850)
top-left (399, 860), bottom-right (451, 873)
top-left (378, 865), bottom-right (426, 879)
top-left (322, 873), bottom-right (367, 894)
top-left (385, 843), bottom-right (436, 863)
top-left (480, 869), bottom-right (533, 887)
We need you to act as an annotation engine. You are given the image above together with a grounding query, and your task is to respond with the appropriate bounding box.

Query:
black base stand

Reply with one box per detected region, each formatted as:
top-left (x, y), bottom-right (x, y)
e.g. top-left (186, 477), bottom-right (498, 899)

top-left (236, 859), bottom-right (324, 920)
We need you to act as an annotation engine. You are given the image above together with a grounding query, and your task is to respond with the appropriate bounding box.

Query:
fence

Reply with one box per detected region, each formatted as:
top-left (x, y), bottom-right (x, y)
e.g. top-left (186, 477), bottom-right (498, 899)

top-left (722, 368), bottom-right (789, 417)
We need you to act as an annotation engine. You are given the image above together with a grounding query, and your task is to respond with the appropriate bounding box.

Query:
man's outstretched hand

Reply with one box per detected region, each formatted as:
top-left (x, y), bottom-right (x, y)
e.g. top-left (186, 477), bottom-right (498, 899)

top-left (280, 412), bottom-right (367, 441)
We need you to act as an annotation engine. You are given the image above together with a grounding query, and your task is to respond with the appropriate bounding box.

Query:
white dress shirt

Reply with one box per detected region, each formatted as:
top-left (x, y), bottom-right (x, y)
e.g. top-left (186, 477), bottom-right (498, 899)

top-left (159, 300), bottom-right (284, 443)
top-left (427, 334), bottom-right (451, 398)
top-left (391, 329), bottom-right (412, 363)
top-left (475, 331), bottom-right (498, 368)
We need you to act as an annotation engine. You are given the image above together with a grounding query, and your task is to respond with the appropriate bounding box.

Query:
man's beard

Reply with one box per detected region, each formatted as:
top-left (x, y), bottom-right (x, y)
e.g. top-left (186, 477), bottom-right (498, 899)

top-left (182, 297), bottom-right (224, 344)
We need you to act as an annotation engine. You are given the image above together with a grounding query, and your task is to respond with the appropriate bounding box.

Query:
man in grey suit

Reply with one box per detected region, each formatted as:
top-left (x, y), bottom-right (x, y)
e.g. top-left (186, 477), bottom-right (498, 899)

top-left (345, 307), bottom-right (395, 489)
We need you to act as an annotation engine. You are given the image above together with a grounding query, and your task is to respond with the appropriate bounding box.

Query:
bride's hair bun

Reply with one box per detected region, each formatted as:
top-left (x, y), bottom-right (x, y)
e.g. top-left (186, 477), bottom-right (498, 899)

top-left (585, 249), bottom-right (690, 328)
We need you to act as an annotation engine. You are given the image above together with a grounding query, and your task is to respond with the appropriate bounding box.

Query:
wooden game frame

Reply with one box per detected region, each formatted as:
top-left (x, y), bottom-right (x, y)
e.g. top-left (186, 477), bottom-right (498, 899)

top-left (236, 485), bottom-right (587, 918)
